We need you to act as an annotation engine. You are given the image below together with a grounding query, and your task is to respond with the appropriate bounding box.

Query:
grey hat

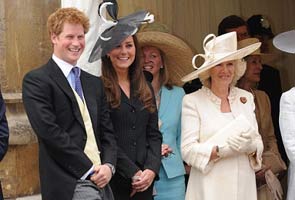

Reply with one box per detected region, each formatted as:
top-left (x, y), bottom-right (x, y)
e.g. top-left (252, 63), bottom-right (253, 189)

top-left (88, 0), bottom-right (154, 62)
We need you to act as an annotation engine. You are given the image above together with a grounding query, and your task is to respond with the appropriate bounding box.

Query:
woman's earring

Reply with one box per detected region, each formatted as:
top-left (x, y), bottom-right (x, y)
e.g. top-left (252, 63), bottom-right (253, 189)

top-left (160, 65), bottom-right (164, 69)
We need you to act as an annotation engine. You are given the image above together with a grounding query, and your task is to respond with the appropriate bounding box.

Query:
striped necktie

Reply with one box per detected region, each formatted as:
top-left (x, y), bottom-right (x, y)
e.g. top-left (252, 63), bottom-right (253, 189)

top-left (72, 67), bottom-right (84, 101)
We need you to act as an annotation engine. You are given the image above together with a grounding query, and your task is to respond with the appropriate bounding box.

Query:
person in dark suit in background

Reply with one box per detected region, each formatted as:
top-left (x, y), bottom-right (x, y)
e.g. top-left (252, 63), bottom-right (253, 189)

top-left (88, 1), bottom-right (162, 199)
top-left (0, 90), bottom-right (9, 200)
top-left (22, 8), bottom-right (117, 200)
top-left (218, 15), bottom-right (250, 41)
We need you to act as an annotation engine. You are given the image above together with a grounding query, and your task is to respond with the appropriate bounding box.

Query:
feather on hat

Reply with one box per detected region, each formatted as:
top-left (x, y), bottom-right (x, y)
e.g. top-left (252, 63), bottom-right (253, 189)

top-left (88, 0), bottom-right (154, 62)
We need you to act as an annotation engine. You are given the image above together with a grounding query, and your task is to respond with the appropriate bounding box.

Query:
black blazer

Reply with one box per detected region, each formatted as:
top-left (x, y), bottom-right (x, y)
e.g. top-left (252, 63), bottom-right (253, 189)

top-left (110, 87), bottom-right (162, 180)
top-left (0, 90), bottom-right (9, 161)
top-left (22, 59), bottom-right (117, 200)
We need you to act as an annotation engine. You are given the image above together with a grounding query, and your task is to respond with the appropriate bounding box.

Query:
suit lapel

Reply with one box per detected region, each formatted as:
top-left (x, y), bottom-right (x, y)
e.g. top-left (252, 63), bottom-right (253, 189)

top-left (46, 59), bottom-right (85, 128)
top-left (159, 86), bottom-right (171, 119)
top-left (80, 72), bottom-right (97, 130)
top-left (120, 86), bottom-right (136, 110)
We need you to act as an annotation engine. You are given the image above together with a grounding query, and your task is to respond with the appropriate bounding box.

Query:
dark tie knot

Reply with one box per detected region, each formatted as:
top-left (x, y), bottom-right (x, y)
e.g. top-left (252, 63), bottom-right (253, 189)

top-left (72, 67), bottom-right (80, 77)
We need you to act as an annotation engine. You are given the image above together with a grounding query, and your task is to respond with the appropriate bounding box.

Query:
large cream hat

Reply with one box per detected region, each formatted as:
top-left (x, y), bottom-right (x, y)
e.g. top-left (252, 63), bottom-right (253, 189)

top-left (238, 38), bottom-right (272, 62)
top-left (181, 32), bottom-right (261, 83)
top-left (137, 31), bottom-right (194, 86)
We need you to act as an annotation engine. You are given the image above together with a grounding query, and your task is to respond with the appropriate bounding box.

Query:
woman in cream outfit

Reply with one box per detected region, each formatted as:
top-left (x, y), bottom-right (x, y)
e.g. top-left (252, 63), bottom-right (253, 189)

top-left (280, 87), bottom-right (295, 200)
top-left (181, 32), bottom-right (264, 200)
top-left (275, 29), bottom-right (295, 200)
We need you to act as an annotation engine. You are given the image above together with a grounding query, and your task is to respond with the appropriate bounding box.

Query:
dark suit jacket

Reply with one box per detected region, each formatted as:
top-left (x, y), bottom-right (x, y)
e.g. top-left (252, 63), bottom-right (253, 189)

top-left (0, 90), bottom-right (9, 162)
top-left (109, 86), bottom-right (162, 198)
top-left (22, 59), bottom-right (117, 200)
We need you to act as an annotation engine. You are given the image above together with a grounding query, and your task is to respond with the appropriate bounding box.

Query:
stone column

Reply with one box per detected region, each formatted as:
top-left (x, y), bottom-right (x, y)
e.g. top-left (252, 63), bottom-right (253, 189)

top-left (0, 0), bottom-right (59, 198)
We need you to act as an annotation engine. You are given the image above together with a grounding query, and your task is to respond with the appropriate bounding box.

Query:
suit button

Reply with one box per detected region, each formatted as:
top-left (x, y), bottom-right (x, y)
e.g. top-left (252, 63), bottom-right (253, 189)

top-left (133, 142), bottom-right (137, 146)
top-left (132, 125), bottom-right (135, 129)
top-left (131, 109), bottom-right (135, 112)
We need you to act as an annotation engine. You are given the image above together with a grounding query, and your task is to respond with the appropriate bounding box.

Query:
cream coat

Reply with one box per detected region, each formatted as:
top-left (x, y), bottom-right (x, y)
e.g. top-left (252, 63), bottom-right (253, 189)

top-left (181, 86), bottom-right (263, 200)
top-left (279, 87), bottom-right (295, 200)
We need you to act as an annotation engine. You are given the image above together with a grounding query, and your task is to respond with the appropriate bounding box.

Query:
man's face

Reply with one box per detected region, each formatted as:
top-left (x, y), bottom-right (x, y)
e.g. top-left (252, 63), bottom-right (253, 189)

top-left (226, 25), bottom-right (249, 41)
top-left (51, 22), bottom-right (85, 65)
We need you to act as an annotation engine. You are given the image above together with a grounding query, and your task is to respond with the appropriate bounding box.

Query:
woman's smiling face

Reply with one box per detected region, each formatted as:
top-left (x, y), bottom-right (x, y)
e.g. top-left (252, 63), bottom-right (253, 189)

top-left (142, 46), bottom-right (163, 78)
top-left (210, 60), bottom-right (235, 87)
top-left (107, 36), bottom-right (136, 72)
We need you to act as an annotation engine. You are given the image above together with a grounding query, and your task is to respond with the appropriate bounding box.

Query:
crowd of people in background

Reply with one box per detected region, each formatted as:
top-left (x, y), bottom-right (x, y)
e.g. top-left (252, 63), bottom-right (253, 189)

top-left (0, 0), bottom-right (294, 200)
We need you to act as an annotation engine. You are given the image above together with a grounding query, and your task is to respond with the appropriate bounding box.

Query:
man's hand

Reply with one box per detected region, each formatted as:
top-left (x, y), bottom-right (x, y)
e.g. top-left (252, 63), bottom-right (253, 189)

top-left (132, 169), bottom-right (155, 192)
top-left (90, 164), bottom-right (112, 188)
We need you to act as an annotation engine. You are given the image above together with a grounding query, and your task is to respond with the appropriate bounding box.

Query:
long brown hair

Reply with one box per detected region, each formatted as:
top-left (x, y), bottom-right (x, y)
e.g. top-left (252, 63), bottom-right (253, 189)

top-left (101, 35), bottom-right (156, 113)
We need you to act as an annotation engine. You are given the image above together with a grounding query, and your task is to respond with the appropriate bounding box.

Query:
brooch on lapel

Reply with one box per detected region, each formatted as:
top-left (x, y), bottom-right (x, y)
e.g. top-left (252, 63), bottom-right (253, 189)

top-left (240, 97), bottom-right (247, 104)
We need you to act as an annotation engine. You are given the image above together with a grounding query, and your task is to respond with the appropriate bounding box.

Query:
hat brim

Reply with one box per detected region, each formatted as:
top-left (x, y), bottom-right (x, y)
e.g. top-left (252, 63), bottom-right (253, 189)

top-left (137, 31), bottom-right (194, 86)
top-left (248, 52), bottom-right (276, 64)
top-left (181, 42), bottom-right (261, 82)
top-left (273, 30), bottom-right (295, 54)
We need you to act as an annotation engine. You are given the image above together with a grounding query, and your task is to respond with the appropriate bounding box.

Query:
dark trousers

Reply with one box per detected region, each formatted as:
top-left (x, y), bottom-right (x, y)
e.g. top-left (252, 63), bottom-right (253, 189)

top-left (72, 180), bottom-right (114, 200)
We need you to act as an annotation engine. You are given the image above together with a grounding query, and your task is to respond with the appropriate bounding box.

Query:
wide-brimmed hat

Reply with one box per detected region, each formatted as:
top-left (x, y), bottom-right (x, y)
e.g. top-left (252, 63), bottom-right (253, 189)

top-left (137, 31), bottom-right (194, 86)
top-left (238, 38), bottom-right (272, 62)
top-left (273, 30), bottom-right (295, 54)
top-left (181, 32), bottom-right (261, 83)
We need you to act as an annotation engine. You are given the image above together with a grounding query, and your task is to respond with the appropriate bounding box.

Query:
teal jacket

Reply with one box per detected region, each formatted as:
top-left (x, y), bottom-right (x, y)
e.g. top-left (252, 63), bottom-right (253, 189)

top-left (158, 86), bottom-right (185, 178)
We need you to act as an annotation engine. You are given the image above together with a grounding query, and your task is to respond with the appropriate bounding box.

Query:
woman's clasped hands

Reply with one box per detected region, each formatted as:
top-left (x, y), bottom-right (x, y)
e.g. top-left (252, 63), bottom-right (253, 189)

top-left (130, 169), bottom-right (155, 197)
top-left (227, 132), bottom-right (257, 154)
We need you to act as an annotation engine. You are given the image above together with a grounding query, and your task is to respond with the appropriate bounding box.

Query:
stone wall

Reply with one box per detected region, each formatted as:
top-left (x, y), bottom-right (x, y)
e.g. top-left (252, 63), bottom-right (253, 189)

top-left (0, 1), bottom-right (60, 198)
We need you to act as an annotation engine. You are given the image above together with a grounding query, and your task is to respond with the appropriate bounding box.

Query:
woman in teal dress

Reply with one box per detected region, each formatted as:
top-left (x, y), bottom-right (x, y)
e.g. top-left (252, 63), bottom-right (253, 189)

top-left (137, 27), bottom-right (194, 200)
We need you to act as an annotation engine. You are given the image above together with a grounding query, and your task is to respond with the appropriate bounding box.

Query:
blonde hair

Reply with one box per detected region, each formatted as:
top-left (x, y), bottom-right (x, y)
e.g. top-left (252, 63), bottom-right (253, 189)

top-left (47, 7), bottom-right (90, 36)
top-left (199, 59), bottom-right (246, 88)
